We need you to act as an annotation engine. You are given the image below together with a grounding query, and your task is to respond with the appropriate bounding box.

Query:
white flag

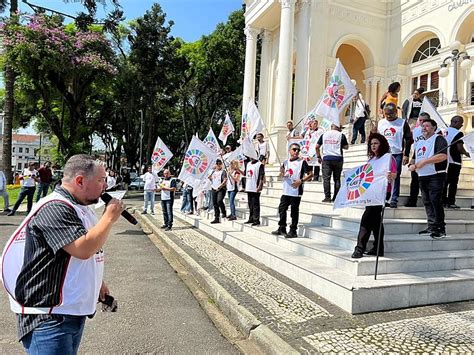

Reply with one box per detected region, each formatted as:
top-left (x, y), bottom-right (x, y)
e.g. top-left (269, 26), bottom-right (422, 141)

top-left (461, 132), bottom-right (474, 163)
top-left (313, 59), bottom-right (357, 126)
top-left (333, 153), bottom-right (391, 209)
top-left (225, 145), bottom-right (246, 171)
top-left (240, 136), bottom-right (258, 160)
top-left (150, 136), bottom-right (173, 174)
top-left (241, 101), bottom-right (264, 140)
top-left (203, 128), bottom-right (221, 154)
top-left (178, 136), bottom-right (219, 188)
top-left (420, 96), bottom-right (448, 130)
top-left (218, 113), bottom-right (235, 145)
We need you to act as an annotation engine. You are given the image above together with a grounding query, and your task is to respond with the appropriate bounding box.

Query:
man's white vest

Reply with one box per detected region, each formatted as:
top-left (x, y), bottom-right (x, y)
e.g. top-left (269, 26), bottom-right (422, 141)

top-left (282, 159), bottom-right (305, 197)
top-left (1, 192), bottom-right (103, 315)
top-left (445, 126), bottom-right (461, 165)
top-left (378, 118), bottom-right (404, 154)
top-left (245, 161), bottom-right (262, 193)
top-left (321, 130), bottom-right (343, 158)
top-left (415, 134), bottom-right (446, 177)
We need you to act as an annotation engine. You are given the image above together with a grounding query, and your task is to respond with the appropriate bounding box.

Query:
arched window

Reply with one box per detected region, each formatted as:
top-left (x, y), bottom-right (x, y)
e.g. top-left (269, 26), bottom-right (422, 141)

top-left (412, 38), bottom-right (441, 63)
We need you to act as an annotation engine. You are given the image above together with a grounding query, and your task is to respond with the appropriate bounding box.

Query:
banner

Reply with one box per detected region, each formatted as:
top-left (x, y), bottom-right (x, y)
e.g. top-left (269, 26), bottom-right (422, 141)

top-left (313, 59), bottom-right (357, 126)
top-left (241, 101), bottom-right (264, 140)
top-left (420, 96), bottom-right (448, 130)
top-left (150, 136), bottom-right (173, 174)
top-left (178, 136), bottom-right (219, 188)
top-left (225, 145), bottom-right (246, 170)
top-left (333, 153), bottom-right (391, 209)
top-left (461, 132), bottom-right (474, 162)
top-left (218, 112), bottom-right (235, 145)
top-left (240, 135), bottom-right (258, 160)
top-left (287, 137), bottom-right (318, 163)
top-left (203, 128), bottom-right (221, 154)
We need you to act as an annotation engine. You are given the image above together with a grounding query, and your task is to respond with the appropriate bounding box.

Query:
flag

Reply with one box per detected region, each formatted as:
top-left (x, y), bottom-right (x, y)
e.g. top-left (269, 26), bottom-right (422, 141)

top-left (462, 132), bottom-right (474, 163)
top-left (421, 97), bottom-right (448, 130)
top-left (333, 153), bottom-right (391, 209)
top-left (313, 59), bottom-right (357, 126)
top-left (301, 110), bottom-right (317, 132)
top-left (178, 136), bottom-right (219, 188)
top-left (203, 128), bottom-right (221, 154)
top-left (150, 136), bottom-right (173, 174)
top-left (192, 176), bottom-right (212, 198)
top-left (240, 135), bottom-right (258, 160)
top-left (218, 112), bottom-right (235, 145)
top-left (225, 145), bottom-right (246, 170)
top-left (241, 101), bottom-right (264, 140)
top-left (287, 137), bottom-right (318, 162)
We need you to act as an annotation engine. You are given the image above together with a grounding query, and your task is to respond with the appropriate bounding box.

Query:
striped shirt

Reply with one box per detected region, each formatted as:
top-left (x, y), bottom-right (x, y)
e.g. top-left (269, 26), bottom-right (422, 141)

top-left (16, 186), bottom-right (89, 340)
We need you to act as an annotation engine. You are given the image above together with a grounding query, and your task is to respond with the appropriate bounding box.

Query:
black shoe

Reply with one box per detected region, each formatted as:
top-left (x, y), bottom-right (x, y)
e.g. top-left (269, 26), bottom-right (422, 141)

top-left (446, 204), bottom-right (460, 209)
top-left (385, 202), bottom-right (390, 207)
top-left (244, 220), bottom-right (253, 224)
top-left (228, 216), bottom-right (237, 221)
top-left (210, 219), bottom-right (220, 224)
top-left (367, 248), bottom-right (384, 257)
top-left (272, 227), bottom-right (287, 236)
top-left (7, 211), bottom-right (15, 216)
top-left (418, 227), bottom-right (432, 234)
top-left (160, 225), bottom-right (167, 229)
top-left (351, 248), bottom-right (363, 259)
top-left (165, 226), bottom-right (172, 231)
top-left (404, 202), bottom-right (417, 207)
top-left (389, 202), bottom-right (398, 208)
top-left (430, 231), bottom-right (446, 239)
top-left (141, 210), bottom-right (147, 214)
top-left (285, 230), bottom-right (297, 238)
top-left (251, 221), bottom-right (260, 226)
top-left (322, 198), bottom-right (332, 203)
top-left (4, 208), bottom-right (11, 213)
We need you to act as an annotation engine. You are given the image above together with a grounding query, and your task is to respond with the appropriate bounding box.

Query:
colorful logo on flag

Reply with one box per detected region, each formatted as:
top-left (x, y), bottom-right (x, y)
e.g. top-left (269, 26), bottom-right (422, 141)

top-left (322, 76), bottom-right (345, 109)
top-left (345, 163), bottom-right (374, 200)
top-left (151, 148), bottom-right (167, 165)
top-left (241, 113), bottom-right (250, 137)
top-left (184, 149), bottom-right (209, 175)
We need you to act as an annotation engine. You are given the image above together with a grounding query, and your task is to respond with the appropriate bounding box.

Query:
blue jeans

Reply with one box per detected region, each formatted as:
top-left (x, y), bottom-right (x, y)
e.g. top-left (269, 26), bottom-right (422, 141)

top-left (204, 190), bottom-right (212, 209)
top-left (21, 315), bottom-right (86, 355)
top-left (144, 191), bottom-right (155, 213)
top-left (228, 190), bottom-right (237, 218)
top-left (181, 188), bottom-right (193, 213)
top-left (391, 153), bottom-right (403, 204)
top-left (12, 186), bottom-right (36, 213)
top-left (161, 199), bottom-right (174, 227)
top-left (36, 182), bottom-right (50, 202)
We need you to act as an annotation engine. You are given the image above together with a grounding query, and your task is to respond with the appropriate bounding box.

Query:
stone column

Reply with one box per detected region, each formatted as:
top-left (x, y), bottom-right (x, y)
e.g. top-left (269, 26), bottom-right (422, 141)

top-left (242, 26), bottom-right (259, 114)
top-left (258, 30), bottom-right (273, 130)
top-left (273, 0), bottom-right (296, 128)
top-left (293, 0), bottom-right (311, 121)
top-left (369, 77), bottom-right (380, 122)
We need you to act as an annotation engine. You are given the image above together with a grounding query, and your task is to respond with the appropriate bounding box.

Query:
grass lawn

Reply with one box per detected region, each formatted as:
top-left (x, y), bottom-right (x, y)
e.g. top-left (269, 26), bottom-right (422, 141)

top-left (5, 186), bottom-right (53, 208)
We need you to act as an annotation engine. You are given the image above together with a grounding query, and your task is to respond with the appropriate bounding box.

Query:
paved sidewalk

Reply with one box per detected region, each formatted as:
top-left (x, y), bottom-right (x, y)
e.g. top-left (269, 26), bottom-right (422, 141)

top-left (138, 207), bottom-right (474, 353)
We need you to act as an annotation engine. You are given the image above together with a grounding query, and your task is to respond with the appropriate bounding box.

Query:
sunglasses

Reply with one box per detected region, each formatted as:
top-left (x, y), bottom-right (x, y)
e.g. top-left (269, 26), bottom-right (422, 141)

top-left (291, 148), bottom-right (300, 152)
top-left (216, 162), bottom-right (222, 165)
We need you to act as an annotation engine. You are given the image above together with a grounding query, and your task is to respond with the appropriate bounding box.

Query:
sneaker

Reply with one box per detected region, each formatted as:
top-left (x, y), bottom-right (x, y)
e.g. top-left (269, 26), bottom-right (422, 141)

top-left (418, 227), bottom-right (432, 234)
top-left (210, 219), bottom-right (220, 224)
top-left (321, 198), bottom-right (332, 203)
top-left (389, 202), bottom-right (398, 208)
top-left (446, 204), bottom-right (460, 209)
top-left (285, 230), bottom-right (297, 238)
top-left (7, 211), bottom-right (15, 216)
top-left (151, 212), bottom-right (155, 215)
top-left (160, 225), bottom-right (168, 229)
top-left (4, 208), bottom-right (11, 213)
top-left (430, 231), bottom-right (446, 239)
top-left (351, 248), bottom-right (363, 259)
top-left (228, 216), bottom-right (237, 221)
top-left (165, 226), bottom-right (172, 231)
top-left (366, 248), bottom-right (384, 257)
top-left (141, 211), bottom-right (147, 214)
top-left (271, 228), bottom-right (287, 236)
top-left (251, 221), bottom-right (261, 226)
top-left (244, 220), bottom-right (253, 224)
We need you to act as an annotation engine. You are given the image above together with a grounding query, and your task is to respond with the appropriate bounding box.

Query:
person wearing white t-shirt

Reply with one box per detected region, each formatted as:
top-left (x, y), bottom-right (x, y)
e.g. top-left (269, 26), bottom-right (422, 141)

top-left (255, 133), bottom-right (270, 164)
top-left (8, 162), bottom-right (39, 216)
top-left (140, 166), bottom-right (158, 215)
top-left (0, 168), bottom-right (11, 212)
top-left (286, 121), bottom-right (298, 140)
top-left (316, 124), bottom-right (349, 203)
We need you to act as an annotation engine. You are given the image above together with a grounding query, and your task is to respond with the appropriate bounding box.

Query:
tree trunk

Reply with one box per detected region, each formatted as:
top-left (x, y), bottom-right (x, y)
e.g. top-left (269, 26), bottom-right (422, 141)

top-left (2, 0), bottom-right (18, 184)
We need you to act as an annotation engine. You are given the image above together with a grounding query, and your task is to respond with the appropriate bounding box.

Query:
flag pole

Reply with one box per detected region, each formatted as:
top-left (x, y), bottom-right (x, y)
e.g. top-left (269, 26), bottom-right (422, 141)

top-left (374, 198), bottom-right (388, 280)
top-left (263, 125), bottom-right (282, 166)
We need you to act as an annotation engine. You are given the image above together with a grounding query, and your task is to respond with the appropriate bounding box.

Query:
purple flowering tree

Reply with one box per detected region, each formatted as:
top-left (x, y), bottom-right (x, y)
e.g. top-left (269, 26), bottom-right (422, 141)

top-left (2, 13), bottom-right (117, 156)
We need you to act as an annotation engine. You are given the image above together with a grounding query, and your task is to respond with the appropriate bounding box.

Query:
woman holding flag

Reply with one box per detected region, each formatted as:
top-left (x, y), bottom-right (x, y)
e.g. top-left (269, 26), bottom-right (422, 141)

top-left (352, 133), bottom-right (397, 259)
top-left (226, 160), bottom-right (241, 221)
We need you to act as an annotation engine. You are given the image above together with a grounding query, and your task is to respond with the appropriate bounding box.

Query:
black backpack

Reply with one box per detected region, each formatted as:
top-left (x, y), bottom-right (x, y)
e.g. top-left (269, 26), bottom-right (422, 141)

top-left (364, 103), bottom-right (371, 118)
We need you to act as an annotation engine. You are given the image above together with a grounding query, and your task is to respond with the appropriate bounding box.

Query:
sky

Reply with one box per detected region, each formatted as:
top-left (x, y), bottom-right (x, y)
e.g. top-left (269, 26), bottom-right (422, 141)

top-left (12, 0), bottom-right (243, 136)
top-left (16, 0), bottom-right (243, 42)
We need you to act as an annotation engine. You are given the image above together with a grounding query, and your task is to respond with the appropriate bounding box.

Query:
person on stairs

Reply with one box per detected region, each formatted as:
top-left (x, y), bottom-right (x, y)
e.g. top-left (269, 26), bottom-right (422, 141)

top-left (352, 133), bottom-right (397, 258)
top-left (209, 159), bottom-right (227, 224)
top-left (272, 143), bottom-right (313, 239)
top-left (244, 157), bottom-right (265, 226)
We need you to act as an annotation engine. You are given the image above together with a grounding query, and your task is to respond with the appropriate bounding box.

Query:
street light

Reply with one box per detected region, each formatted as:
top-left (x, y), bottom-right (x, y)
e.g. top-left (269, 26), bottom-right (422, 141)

top-left (439, 40), bottom-right (472, 103)
top-left (139, 109), bottom-right (144, 176)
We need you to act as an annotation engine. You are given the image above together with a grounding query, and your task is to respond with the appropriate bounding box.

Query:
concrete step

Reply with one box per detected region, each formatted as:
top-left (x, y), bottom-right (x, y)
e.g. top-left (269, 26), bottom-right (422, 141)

top-left (174, 209), bottom-right (474, 314)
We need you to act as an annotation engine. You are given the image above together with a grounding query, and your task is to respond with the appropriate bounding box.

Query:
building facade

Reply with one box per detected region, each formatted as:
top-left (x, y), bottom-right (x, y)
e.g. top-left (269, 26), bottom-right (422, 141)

top-left (243, 0), bottom-right (474, 160)
top-left (0, 133), bottom-right (54, 171)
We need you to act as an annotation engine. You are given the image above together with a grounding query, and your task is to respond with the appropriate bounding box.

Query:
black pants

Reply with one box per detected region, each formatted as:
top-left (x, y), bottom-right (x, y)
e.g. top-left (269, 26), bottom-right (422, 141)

top-left (277, 195), bottom-right (301, 231)
top-left (313, 166), bottom-right (320, 181)
top-left (407, 170), bottom-right (419, 205)
top-left (322, 160), bottom-right (343, 200)
top-left (12, 186), bottom-right (36, 213)
top-left (247, 192), bottom-right (260, 223)
top-left (212, 189), bottom-right (226, 220)
top-left (351, 118), bottom-right (366, 144)
top-left (355, 192), bottom-right (390, 253)
top-left (420, 174), bottom-right (446, 232)
top-left (443, 163), bottom-right (461, 205)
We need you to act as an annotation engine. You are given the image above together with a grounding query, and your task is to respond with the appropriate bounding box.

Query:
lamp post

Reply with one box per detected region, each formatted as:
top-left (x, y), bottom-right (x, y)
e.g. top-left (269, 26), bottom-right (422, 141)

top-left (139, 109), bottom-right (144, 175)
top-left (439, 41), bottom-right (472, 103)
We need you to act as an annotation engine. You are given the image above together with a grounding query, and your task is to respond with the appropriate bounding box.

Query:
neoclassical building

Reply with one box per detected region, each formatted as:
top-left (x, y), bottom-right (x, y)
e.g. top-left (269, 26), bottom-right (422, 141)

top-left (243, 0), bottom-right (474, 160)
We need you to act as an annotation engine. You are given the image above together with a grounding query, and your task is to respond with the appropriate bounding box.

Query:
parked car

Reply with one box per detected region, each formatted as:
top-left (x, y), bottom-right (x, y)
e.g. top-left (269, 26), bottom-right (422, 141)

top-left (129, 177), bottom-right (144, 190)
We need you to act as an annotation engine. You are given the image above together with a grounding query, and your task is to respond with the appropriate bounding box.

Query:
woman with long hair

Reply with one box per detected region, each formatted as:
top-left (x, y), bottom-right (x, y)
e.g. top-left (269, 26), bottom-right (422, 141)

top-left (379, 81), bottom-right (401, 114)
top-left (351, 133), bottom-right (397, 258)
top-left (226, 160), bottom-right (242, 221)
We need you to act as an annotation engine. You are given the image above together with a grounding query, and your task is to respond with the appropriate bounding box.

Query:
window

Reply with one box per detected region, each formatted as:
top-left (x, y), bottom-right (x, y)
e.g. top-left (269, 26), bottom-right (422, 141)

top-left (12, 147), bottom-right (15, 153)
top-left (412, 71), bottom-right (440, 107)
top-left (412, 38), bottom-right (441, 63)
top-left (17, 163), bottom-right (21, 170)
top-left (18, 156), bottom-right (22, 159)
top-left (25, 148), bottom-right (29, 154)
top-left (19, 147), bottom-right (23, 153)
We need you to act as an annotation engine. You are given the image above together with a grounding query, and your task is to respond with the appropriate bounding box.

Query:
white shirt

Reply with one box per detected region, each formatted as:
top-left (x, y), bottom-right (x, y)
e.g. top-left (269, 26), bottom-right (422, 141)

top-left (106, 176), bottom-right (116, 190)
top-left (378, 118), bottom-right (405, 154)
top-left (0, 171), bottom-right (6, 191)
top-left (354, 98), bottom-right (365, 118)
top-left (141, 172), bottom-right (158, 191)
top-left (21, 168), bottom-right (38, 187)
top-left (320, 130), bottom-right (343, 158)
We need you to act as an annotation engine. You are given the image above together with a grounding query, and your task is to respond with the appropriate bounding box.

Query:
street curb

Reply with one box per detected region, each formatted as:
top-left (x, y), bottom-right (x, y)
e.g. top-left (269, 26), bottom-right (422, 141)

top-left (136, 212), bottom-right (298, 355)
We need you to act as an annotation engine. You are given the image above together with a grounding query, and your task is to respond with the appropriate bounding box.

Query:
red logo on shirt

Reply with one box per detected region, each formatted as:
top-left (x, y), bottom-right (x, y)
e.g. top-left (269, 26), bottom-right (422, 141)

top-left (384, 127), bottom-right (396, 138)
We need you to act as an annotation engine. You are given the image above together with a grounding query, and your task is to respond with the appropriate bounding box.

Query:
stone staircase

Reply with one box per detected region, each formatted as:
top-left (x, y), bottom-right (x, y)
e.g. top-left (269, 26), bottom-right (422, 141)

top-left (174, 143), bottom-right (474, 314)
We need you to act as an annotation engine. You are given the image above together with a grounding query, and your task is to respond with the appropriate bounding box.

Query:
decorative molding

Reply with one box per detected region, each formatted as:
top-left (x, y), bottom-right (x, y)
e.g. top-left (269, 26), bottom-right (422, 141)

top-left (279, 0), bottom-right (296, 10)
top-left (401, 0), bottom-right (447, 25)
top-left (244, 26), bottom-right (259, 41)
top-left (261, 29), bottom-right (273, 43)
top-left (329, 5), bottom-right (385, 30)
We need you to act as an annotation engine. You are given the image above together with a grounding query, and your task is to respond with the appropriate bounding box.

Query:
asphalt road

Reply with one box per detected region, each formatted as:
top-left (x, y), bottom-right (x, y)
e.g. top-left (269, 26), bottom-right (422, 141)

top-left (0, 205), bottom-right (237, 354)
